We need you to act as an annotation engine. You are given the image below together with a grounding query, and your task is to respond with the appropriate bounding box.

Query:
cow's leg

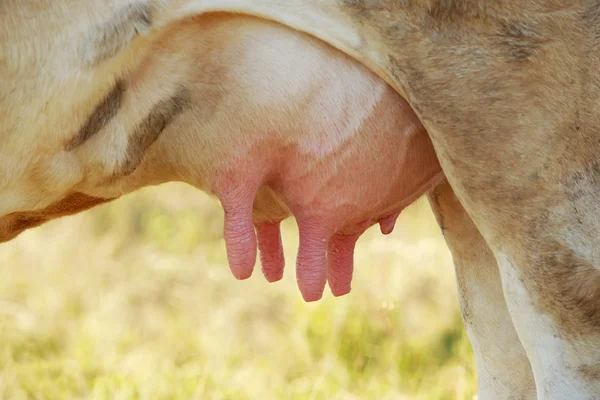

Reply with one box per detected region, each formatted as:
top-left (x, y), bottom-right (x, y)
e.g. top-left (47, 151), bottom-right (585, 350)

top-left (428, 180), bottom-right (536, 400)
top-left (494, 228), bottom-right (600, 400)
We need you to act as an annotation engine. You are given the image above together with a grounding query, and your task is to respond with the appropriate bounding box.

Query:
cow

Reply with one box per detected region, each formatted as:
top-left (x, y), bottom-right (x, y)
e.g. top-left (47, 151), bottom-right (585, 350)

top-left (2, 1), bottom-right (598, 398)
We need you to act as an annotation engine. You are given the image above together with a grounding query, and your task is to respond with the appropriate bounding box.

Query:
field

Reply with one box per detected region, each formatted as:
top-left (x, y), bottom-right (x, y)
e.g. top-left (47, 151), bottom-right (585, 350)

top-left (0, 182), bottom-right (476, 399)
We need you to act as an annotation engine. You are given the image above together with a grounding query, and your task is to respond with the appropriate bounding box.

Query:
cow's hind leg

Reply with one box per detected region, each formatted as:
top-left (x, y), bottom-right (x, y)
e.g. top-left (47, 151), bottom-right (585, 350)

top-left (428, 180), bottom-right (536, 399)
top-left (494, 215), bottom-right (600, 399)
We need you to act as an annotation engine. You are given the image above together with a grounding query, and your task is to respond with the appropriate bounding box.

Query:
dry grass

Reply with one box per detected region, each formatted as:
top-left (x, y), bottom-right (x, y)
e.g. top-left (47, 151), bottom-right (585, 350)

top-left (0, 182), bottom-right (475, 399)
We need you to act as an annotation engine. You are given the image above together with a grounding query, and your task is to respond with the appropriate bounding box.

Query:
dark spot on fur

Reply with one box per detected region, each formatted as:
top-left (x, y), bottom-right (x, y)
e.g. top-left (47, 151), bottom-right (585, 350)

top-left (496, 20), bottom-right (547, 63)
top-left (529, 171), bottom-right (540, 181)
top-left (115, 87), bottom-right (191, 178)
top-left (66, 80), bottom-right (125, 149)
top-left (426, 0), bottom-right (488, 24)
top-left (579, 364), bottom-right (600, 381)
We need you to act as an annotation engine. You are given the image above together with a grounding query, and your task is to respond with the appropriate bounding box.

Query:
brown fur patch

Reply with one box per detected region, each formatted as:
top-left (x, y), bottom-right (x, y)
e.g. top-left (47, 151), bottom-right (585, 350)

top-left (0, 193), bottom-right (113, 243)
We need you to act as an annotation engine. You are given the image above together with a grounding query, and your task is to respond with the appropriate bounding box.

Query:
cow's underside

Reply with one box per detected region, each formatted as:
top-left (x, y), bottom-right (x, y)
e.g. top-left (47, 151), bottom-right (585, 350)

top-left (2, 1), bottom-right (600, 398)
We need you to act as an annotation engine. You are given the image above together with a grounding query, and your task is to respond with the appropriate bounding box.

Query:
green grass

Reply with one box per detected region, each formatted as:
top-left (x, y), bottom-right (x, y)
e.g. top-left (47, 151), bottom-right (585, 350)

top-left (0, 183), bottom-right (476, 399)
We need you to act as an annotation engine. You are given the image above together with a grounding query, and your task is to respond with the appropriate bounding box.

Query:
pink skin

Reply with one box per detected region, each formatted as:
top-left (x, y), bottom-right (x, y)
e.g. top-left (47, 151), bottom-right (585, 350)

top-left (379, 211), bottom-right (403, 235)
top-left (328, 230), bottom-right (365, 297)
top-left (256, 222), bottom-right (285, 282)
top-left (211, 93), bottom-right (443, 302)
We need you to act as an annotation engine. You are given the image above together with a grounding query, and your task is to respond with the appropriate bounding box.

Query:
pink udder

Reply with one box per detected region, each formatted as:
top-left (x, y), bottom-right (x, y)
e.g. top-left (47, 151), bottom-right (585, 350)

top-left (210, 94), bottom-right (442, 302)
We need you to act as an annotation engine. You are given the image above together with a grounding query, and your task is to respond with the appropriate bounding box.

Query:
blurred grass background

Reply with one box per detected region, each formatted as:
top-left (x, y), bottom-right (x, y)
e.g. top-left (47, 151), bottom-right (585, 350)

top-left (0, 182), bottom-right (475, 400)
